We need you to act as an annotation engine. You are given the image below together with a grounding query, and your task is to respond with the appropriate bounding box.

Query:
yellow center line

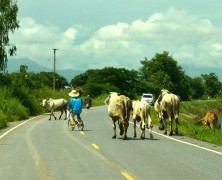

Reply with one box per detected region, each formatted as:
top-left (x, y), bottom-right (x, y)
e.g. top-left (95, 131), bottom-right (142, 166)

top-left (121, 172), bottom-right (135, 180)
top-left (80, 131), bottom-right (85, 135)
top-left (91, 143), bottom-right (100, 149)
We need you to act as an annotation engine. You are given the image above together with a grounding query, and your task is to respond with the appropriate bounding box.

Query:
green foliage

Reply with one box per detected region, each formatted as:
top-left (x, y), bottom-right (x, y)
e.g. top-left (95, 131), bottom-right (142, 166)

top-left (189, 77), bottom-right (205, 99)
top-left (0, 88), bottom-right (29, 121)
top-left (179, 120), bottom-right (222, 146)
top-left (72, 67), bottom-right (138, 99)
top-left (139, 51), bottom-right (190, 100)
top-left (201, 73), bottom-right (222, 97)
top-left (70, 69), bottom-right (95, 87)
top-left (90, 94), bottom-right (108, 106)
top-left (180, 100), bottom-right (222, 119)
top-left (0, 0), bottom-right (19, 71)
top-left (5, 99), bottom-right (29, 121)
top-left (83, 83), bottom-right (118, 97)
top-left (11, 87), bottom-right (40, 115)
top-left (179, 100), bottom-right (222, 146)
top-left (150, 100), bottom-right (222, 146)
top-left (0, 73), bottom-right (11, 86)
top-left (0, 111), bottom-right (8, 128)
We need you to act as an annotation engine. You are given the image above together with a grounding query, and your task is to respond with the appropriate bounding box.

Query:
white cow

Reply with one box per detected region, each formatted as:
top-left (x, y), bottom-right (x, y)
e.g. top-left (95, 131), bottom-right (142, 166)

top-left (132, 100), bottom-right (153, 139)
top-left (41, 98), bottom-right (67, 120)
top-left (105, 92), bottom-right (132, 140)
top-left (154, 89), bottom-right (180, 136)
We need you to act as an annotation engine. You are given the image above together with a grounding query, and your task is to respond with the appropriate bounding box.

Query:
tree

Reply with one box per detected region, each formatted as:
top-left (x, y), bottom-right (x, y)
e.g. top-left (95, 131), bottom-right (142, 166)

top-left (139, 51), bottom-right (190, 100)
top-left (0, 0), bottom-right (19, 72)
top-left (71, 67), bottom-right (138, 98)
top-left (189, 77), bottom-right (205, 99)
top-left (70, 69), bottom-right (95, 87)
top-left (20, 65), bottom-right (28, 75)
top-left (85, 67), bottom-right (138, 98)
top-left (201, 73), bottom-right (222, 98)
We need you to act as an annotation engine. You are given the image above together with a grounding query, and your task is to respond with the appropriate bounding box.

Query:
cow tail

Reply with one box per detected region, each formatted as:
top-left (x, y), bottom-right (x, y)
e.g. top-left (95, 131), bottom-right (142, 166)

top-left (124, 98), bottom-right (130, 120)
top-left (144, 105), bottom-right (148, 125)
top-left (171, 97), bottom-right (175, 121)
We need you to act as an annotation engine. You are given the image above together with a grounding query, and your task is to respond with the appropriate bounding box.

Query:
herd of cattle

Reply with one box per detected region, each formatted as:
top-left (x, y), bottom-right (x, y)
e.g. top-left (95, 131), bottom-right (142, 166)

top-left (104, 89), bottom-right (181, 140)
top-left (41, 89), bottom-right (219, 140)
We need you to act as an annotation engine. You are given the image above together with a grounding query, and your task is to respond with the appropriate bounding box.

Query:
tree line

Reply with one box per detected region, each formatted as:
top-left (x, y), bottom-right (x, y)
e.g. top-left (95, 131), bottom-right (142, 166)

top-left (1, 51), bottom-right (221, 101)
top-left (71, 51), bottom-right (222, 100)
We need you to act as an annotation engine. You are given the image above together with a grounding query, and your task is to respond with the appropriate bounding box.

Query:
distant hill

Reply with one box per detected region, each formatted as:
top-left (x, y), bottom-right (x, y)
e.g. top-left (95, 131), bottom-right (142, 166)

top-left (6, 58), bottom-right (222, 82)
top-left (7, 58), bottom-right (82, 82)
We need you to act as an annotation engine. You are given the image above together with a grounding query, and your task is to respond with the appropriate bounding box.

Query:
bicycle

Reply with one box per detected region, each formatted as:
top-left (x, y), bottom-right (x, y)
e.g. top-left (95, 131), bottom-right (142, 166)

top-left (67, 111), bottom-right (84, 131)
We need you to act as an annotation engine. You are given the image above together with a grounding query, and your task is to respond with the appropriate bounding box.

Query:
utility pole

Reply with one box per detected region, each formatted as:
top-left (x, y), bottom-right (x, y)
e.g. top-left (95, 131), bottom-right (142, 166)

top-left (53, 48), bottom-right (57, 92)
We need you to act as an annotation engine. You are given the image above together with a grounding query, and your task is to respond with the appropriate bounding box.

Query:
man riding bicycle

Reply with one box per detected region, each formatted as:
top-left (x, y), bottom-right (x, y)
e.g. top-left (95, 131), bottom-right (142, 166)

top-left (68, 89), bottom-right (83, 129)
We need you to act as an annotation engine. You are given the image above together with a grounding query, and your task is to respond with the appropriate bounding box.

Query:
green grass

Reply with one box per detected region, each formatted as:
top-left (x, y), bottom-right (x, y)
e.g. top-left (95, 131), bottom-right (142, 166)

top-left (149, 100), bottom-right (222, 146)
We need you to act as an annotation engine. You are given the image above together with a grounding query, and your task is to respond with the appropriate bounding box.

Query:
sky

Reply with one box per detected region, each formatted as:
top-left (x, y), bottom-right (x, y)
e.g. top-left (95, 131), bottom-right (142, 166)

top-left (10, 0), bottom-right (222, 78)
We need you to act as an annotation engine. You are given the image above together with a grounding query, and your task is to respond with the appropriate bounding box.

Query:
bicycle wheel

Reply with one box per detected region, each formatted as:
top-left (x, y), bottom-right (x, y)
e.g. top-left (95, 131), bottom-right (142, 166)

top-left (76, 121), bottom-right (84, 131)
top-left (68, 119), bottom-right (75, 131)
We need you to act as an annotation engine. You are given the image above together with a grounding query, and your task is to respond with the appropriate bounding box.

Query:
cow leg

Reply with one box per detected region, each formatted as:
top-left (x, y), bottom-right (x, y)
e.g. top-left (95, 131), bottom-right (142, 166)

top-left (140, 121), bottom-right (145, 140)
top-left (163, 119), bottom-right (167, 135)
top-left (59, 110), bottom-right (63, 120)
top-left (175, 118), bottom-right (179, 135)
top-left (50, 110), bottom-right (57, 120)
top-left (133, 119), bottom-right (137, 138)
top-left (64, 108), bottom-right (67, 120)
top-left (112, 120), bottom-right (117, 139)
top-left (147, 121), bottom-right (153, 140)
top-left (159, 118), bottom-right (164, 130)
top-left (122, 121), bottom-right (128, 140)
top-left (119, 123), bottom-right (124, 136)
top-left (169, 119), bottom-right (174, 136)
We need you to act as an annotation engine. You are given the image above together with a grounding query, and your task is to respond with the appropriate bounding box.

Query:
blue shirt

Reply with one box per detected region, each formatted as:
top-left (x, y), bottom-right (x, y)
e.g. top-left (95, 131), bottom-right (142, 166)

top-left (68, 97), bottom-right (83, 114)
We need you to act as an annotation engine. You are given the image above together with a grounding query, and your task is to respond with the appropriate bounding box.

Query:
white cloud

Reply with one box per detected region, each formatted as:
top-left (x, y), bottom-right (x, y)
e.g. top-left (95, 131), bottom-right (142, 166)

top-left (64, 28), bottom-right (78, 40)
top-left (10, 8), bottom-right (222, 72)
top-left (211, 42), bottom-right (222, 55)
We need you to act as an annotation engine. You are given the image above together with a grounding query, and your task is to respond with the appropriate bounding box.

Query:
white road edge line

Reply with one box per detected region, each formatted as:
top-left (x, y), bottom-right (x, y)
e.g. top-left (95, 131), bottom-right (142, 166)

top-left (0, 116), bottom-right (41, 140)
top-left (153, 130), bottom-right (222, 156)
top-left (129, 121), bottom-right (222, 156)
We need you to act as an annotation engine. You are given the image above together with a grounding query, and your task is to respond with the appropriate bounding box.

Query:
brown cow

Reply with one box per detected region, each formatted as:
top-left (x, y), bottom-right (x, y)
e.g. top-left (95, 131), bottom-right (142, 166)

top-left (198, 111), bottom-right (218, 128)
top-left (105, 92), bottom-right (132, 140)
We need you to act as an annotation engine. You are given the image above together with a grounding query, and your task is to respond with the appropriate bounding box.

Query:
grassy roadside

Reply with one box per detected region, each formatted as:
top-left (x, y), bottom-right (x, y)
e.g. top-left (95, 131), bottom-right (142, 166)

top-left (150, 100), bottom-right (222, 146)
top-left (93, 95), bottom-right (222, 146)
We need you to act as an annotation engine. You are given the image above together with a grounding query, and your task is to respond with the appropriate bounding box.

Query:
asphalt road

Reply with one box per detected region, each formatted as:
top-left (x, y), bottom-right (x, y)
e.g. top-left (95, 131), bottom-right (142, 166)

top-left (0, 105), bottom-right (222, 180)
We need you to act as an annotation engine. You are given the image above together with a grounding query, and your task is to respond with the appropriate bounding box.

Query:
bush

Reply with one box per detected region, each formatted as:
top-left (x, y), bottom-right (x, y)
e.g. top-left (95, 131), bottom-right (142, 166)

top-left (0, 88), bottom-right (30, 123)
top-left (83, 83), bottom-right (119, 98)
top-left (0, 112), bottom-right (8, 128)
top-left (11, 87), bottom-right (36, 115)
top-left (1, 99), bottom-right (29, 122)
